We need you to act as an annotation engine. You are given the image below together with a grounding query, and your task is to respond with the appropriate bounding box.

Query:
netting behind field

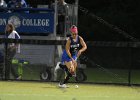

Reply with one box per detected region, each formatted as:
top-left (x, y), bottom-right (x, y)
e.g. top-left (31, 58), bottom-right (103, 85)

top-left (0, 37), bottom-right (140, 85)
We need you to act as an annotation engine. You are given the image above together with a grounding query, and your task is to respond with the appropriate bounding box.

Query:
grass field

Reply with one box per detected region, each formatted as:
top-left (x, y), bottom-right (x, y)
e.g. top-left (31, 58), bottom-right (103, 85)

top-left (0, 81), bottom-right (140, 100)
top-left (10, 65), bottom-right (140, 84)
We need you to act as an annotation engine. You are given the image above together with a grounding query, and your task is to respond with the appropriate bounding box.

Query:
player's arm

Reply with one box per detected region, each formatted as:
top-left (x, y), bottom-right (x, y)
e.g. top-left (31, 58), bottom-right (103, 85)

top-left (77, 36), bottom-right (87, 58)
top-left (66, 38), bottom-right (77, 67)
top-left (65, 38), bottom-right (73, 59)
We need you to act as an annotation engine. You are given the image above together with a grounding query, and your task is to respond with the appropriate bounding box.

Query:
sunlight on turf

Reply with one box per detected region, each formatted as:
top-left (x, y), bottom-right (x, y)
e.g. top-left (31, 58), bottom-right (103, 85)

top-left (0, 81), bottom-right (140, 100)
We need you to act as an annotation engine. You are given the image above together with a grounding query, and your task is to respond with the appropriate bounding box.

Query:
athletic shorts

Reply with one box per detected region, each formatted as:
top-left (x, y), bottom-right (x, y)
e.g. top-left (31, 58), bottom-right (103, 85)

top-left (61, 50), bottom-right (77, 64)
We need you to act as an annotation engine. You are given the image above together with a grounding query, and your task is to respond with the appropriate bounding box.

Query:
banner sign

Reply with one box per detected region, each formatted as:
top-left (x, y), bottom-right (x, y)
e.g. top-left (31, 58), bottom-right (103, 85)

top-left (0, 13), bottom-right (54, 34)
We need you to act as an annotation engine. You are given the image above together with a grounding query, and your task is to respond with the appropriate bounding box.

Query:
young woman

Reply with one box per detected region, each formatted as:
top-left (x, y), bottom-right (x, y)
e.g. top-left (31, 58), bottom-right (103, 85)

top-left (59, 25), bottom-right (87, 88)
top-left (5, 23), bottom-right (21, 80)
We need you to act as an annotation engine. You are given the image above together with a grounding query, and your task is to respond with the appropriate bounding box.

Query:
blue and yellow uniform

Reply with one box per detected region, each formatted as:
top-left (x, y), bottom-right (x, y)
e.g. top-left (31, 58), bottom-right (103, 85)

top-left (61, 35), bottom-right (80, 63)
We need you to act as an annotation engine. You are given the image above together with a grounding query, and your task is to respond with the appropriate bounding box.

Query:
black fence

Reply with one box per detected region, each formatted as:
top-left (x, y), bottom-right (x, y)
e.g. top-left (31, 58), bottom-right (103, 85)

top-left (0, 38), bottom-right (140, 85)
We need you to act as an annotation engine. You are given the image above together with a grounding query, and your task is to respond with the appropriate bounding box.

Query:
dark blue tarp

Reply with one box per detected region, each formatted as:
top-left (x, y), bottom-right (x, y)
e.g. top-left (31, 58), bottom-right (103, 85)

top-left (0, 12), bottom-right (54, 34)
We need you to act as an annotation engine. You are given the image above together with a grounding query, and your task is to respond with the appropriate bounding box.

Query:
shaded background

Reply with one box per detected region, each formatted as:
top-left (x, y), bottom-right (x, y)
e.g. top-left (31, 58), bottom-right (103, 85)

top-left (78, 0), bottom-right (140, 41)
top-left (4, 0), bottom-right (139, 41)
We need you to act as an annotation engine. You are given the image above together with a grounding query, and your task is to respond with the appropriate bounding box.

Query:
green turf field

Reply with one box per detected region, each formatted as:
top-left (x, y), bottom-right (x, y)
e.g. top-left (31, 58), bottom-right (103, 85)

top-left (0, 81), bottom-right (140, 100)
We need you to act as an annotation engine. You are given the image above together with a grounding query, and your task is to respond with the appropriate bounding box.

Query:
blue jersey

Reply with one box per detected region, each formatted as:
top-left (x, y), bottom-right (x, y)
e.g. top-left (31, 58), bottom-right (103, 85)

top-left (61, 36), bottom-right (80, 63)
top-left (69, 36), bottom-right (80, 55)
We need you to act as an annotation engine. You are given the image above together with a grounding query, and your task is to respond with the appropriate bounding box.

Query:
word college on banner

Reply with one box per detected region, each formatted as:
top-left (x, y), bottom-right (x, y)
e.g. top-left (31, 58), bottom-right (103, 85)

top-left (0, 13), bottom-right (54, 34)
